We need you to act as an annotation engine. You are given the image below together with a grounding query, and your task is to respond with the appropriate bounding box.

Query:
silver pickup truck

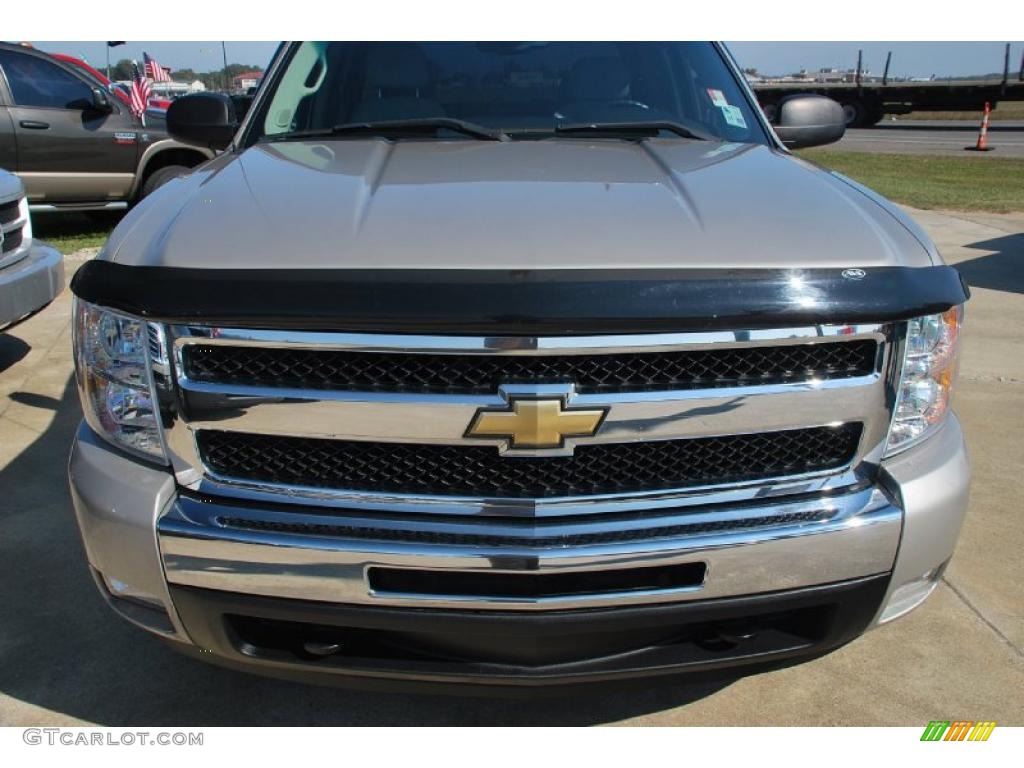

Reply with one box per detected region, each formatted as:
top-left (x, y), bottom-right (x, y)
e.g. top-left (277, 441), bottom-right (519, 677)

top-left (67, 42), bottom-right (970, 692)
top-left (0, 168), bottom-right (63, 327)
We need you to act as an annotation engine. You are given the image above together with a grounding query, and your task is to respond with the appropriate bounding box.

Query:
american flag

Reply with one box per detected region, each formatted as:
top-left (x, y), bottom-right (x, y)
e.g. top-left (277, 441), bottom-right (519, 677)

top-left (144, 52), bottom-right (171, 83)
top-left (129, 61), bottom-right (151, 121)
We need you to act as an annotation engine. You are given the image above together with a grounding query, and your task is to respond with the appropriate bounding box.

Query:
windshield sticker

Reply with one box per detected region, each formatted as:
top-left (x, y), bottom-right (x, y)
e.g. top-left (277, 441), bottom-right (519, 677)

top-left (721, 105), bottom-right (747, 129)
top-left (706, 88), bottom-right (729, 108)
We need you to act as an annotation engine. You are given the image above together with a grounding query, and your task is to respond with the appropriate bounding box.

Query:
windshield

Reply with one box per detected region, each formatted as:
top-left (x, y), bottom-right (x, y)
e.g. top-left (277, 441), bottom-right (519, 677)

top-left (252, 42), bottom-right (768, 145)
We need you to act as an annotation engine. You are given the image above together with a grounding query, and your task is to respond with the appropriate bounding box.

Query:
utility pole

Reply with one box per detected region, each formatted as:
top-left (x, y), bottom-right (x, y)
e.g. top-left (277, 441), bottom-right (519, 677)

top-left (221, 41), bottom-right (229, 93)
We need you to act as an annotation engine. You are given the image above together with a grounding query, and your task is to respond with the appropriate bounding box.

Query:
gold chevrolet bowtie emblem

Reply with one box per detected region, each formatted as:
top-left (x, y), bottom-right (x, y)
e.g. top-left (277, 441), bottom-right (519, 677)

top-left (466, 398), bottom-right (607, 450)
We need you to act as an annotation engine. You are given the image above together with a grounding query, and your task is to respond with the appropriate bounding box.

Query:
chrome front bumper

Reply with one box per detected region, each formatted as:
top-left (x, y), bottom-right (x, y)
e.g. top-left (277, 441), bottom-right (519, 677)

top-left (0, 241), bottom-right (64, 326)
top-left (69, 413), bottom-right (970, 646)
top-left (157, 487), bottom-right (901, 611)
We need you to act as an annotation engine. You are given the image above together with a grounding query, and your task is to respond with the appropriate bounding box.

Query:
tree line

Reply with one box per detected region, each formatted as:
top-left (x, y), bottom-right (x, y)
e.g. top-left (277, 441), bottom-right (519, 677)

top-left (107, 59), bottom-right (263, 90)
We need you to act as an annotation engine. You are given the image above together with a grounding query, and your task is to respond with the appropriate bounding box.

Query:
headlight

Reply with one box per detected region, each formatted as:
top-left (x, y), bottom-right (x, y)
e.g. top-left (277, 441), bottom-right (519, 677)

top-left (885, 306), bottom-right (962, 455)
top-left (73, 299), bottom-right (167, 462)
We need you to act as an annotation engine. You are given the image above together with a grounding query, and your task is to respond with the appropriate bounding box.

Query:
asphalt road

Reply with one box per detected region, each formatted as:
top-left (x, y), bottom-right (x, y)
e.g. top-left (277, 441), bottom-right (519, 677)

top-left (837, 120), bottom-right (1024, 157)
top-left (1, 211), bottom-right (1022, 725)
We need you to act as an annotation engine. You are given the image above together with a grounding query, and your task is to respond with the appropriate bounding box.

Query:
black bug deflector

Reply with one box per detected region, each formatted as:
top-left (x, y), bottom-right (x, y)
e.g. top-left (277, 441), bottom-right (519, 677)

top-left (71, 263), bottom-right (968, 334)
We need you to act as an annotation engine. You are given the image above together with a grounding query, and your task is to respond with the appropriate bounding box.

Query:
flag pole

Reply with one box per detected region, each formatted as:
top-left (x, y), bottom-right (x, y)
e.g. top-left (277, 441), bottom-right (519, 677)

top-left (133, 60), bottom-right (146, 129)
top-left (222, 41), bottom-right (229, 92)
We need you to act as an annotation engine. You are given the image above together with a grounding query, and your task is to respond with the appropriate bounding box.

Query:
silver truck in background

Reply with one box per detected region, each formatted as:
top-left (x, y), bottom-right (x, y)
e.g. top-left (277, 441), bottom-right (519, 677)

top-left (0, 168), bottom-right (63, 327)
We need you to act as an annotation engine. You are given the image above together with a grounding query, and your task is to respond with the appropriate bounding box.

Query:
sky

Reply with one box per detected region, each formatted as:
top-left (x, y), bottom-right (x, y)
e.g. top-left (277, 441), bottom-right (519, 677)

top-left (728, 41), bottom-right (1021, 78)
top-left (29, 41), bottom-right (1023, 79)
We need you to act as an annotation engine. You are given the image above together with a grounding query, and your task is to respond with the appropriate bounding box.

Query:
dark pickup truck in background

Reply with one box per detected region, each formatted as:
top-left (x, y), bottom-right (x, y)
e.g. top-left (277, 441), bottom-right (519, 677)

top-left (0, 42), bottom-right (213, 213)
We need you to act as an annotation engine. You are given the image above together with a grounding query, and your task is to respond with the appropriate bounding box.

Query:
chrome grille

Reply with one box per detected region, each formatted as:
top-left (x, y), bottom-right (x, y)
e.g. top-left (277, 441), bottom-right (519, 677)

top-left (1, 227), bottom-right (23, 254)
top-left (0, 200), bottom-right (19, 227)
top-left (183, 339), bottom-right (878, 394)
top-left (161, 324), bottom-right (897, 520)
top-left (147, 322), bottom-right (168, 367)
top-left (0, 195), bottom-right (29, 269)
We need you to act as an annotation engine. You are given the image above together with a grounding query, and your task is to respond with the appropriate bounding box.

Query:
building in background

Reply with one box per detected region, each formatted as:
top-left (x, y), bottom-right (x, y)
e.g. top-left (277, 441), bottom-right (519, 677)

top-left (231, 70), bottom-right (263, 92)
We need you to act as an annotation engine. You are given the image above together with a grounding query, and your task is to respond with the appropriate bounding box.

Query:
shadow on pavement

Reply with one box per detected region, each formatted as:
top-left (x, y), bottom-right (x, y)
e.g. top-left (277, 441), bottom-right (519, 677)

top-left (32, 211), bottom-right (124, 242)
top-left (955, 233), bottom-right (1024, 296)
top-left (0, 374), bottom-right (733, 726)
top-left (0, 335), bottom-right (30, 374)
top-left (7, 391), bottom-right (63, 411)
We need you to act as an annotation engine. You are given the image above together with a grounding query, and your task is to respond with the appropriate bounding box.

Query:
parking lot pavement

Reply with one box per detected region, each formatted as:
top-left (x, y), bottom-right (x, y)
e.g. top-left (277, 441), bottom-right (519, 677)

top-left (1, 211), bottom-right (1022, 727)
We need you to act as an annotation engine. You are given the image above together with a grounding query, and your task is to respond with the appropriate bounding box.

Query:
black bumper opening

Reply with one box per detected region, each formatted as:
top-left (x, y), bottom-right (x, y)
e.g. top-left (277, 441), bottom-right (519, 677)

top-left (168, 574), bottom-right (889, 689)
top-left (366, 561), bottom-right (708, 601)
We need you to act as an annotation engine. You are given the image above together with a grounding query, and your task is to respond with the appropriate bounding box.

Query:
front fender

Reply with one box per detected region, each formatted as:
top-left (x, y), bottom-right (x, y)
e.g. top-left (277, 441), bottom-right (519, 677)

top-left (129, 138), bottom-right (215, 199)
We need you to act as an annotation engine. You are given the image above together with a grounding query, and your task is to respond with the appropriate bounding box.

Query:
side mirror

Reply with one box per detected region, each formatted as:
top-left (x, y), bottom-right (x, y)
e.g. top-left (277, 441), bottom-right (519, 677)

top-left (167, 92), bottom-right (238, 150)
top-left (773, 95), bottom-right (846, 149)
top-left (90, 87), bottom-right (112, 113)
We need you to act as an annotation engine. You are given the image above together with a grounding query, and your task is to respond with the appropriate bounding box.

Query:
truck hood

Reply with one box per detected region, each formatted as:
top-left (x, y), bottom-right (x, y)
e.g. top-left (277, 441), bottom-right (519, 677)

top-left (108, 138), bottom-right (933, 270)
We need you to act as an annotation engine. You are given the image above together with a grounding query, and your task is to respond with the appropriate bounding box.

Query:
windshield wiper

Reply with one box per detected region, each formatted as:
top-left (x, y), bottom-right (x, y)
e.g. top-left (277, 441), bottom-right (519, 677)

top-left (555, 121), bottom-right (711, 141)
top-left (264, 118), bottom-right (508, 142)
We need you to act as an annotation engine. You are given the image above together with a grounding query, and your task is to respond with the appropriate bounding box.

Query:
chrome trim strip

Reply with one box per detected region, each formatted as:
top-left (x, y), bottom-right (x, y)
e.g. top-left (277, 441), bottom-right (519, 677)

top-left (171, 323), bottom-right (887, 356)
top-left (158, 486), bottom-right (900, 610)
top-left (0, 214), bottom-right (27, 234)
top-left (175, 376), bottom-right (880, 450)
top-left (29, 201), bottom-right (129, 213)
top-left (188, 468), bottom-right (868, 518)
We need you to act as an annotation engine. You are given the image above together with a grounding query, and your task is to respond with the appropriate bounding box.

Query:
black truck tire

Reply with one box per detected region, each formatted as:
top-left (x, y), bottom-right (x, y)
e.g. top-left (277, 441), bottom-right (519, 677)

top-left (840, 99), bottom-right (884, 128)
top-left (840, 100), bottom-right (866, 128)
top-left (139, 165), bottom-right (190, 200)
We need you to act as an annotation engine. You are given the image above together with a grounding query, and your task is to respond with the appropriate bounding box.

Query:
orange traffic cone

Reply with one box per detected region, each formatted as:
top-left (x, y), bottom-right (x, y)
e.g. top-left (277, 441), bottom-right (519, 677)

top-left (965, 102), bottom-right (994, 152)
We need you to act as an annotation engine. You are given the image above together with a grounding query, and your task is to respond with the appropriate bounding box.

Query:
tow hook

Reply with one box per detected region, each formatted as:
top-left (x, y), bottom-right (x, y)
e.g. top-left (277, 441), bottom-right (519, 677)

top-left (698, 622), bottom-right (759, 651)
top-left (302, 641), bottom-right (344, 658)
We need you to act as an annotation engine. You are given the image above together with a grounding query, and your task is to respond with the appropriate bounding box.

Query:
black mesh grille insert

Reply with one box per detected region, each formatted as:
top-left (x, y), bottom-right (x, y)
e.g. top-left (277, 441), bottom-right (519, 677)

top-left (184, 340), bottom-right (878, 394)
top-left (1, 226), bottom-right (23, 254)
top-left (198, 424), bottom-right (862, 499)
top-left (0, 199), bottom-right (19, 227)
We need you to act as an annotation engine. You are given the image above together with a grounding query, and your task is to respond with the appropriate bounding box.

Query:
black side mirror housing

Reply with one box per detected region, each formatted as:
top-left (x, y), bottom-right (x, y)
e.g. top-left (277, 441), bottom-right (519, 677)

top-left (773, 95), bottom-right (846, 149)
top-left (90, 87), bottom-right (113, 114)
top-left (167, 92), bottom-right (238, 151)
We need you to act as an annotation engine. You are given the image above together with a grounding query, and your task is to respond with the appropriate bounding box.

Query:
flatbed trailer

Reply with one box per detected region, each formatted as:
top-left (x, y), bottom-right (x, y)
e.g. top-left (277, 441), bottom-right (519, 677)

top-left (753, 80), bottom-right (1024, 127)
top-left (751, 45), bottom-right (1024, 127)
